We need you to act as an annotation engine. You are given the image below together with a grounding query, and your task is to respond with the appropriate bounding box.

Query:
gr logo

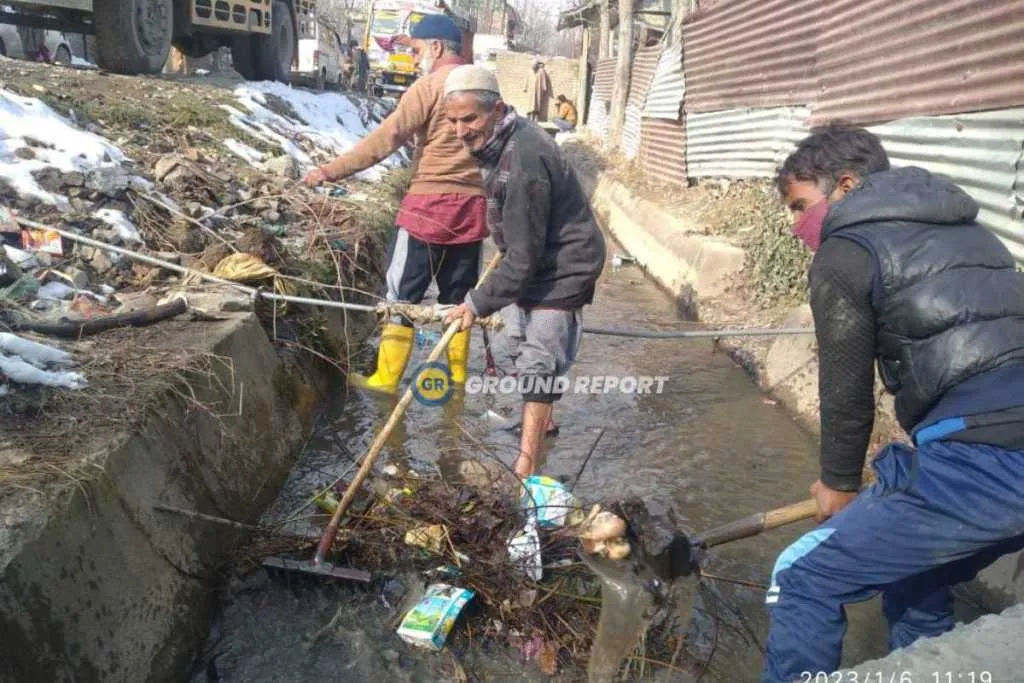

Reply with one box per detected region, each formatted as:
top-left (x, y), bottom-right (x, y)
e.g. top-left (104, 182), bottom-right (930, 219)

top-left (411, 362), bottom-right (454, 407)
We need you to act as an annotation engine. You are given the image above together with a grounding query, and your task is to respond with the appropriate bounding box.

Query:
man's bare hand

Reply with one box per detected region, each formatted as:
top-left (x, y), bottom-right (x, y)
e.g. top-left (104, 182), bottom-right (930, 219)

top-left (810, 480), bottom-right (858, 523)
top-left (444, 303), bottom-right (476, 332)
top-left (302, 167), bottom-right (328, 188)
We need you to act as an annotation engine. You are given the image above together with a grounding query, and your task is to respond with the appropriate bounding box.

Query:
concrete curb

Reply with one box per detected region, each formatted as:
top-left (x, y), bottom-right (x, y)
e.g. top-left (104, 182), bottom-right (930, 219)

top-left (843, 604), bottom-right (1024, 680)
top-left (0, 313), bottom-right (359, 682)
top-left (589, 174), bottom-right (747, 307)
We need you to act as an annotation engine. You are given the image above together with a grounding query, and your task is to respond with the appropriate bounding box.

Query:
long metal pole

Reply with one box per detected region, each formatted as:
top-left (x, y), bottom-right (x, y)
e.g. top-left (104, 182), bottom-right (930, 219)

top-left (17, 217), bottom-right (378, 313)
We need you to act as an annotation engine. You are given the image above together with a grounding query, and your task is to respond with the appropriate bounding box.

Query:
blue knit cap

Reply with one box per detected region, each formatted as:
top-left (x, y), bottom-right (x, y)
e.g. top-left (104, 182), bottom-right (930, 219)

top-left (409, 14), bottom-right (462, 44)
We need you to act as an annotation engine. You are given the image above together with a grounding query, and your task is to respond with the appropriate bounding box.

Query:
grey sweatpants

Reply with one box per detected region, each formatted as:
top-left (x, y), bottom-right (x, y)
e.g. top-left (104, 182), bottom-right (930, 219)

top-left (501, 304), bottom-right (583, 402)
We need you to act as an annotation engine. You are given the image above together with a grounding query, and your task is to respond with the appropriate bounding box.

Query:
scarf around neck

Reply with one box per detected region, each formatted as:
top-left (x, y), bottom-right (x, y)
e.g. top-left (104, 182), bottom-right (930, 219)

top-left (473, 106), bottom-right (518, 170)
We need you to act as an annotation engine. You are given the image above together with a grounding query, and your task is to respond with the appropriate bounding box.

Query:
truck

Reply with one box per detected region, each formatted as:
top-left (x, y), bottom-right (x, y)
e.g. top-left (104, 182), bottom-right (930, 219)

top-left (362, 0), bottom-right (474, 98)
top-left (0, 0), bottom-right (310, 82)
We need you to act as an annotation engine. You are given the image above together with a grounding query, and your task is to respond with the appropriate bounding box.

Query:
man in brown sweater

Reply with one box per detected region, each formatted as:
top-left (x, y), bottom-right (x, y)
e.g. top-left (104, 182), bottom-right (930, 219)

top-left (303, 14), bottom-right (488, 395)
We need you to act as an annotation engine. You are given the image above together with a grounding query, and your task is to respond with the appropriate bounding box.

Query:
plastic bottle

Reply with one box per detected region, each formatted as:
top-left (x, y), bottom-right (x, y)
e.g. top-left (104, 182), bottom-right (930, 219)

top-left (415, 329), bottom-right (443, 349)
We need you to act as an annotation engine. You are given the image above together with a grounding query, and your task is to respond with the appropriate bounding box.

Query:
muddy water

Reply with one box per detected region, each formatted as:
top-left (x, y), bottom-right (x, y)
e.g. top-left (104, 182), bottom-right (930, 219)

top-left (191, 239), bottom-right (889, 682)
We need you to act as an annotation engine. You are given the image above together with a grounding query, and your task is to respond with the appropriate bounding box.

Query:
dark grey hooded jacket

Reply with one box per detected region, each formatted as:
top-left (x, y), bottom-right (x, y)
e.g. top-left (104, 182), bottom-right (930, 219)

top-left (465, 112), bottom-right (606, 318)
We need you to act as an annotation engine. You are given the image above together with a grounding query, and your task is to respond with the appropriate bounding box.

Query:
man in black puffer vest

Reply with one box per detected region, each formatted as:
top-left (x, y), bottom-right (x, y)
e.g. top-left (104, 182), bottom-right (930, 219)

top-left (762, 125), bottom-right (1024, 682)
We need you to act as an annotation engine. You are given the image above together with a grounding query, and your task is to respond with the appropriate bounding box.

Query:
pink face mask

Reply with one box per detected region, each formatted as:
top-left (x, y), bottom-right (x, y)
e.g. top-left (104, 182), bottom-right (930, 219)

top-left (792, 198), bottom-right (829, 252)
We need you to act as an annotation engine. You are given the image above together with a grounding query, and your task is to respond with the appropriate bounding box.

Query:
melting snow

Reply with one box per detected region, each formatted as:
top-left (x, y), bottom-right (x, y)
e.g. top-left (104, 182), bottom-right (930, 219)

top-left (224, 137), bottom-right (266, 165)
top-left (93, 207), bottom-right (143, 244)
top-left (0, 88), bottom-right (124, 209)
top-left (226, 82), bottom-right (406, 180)
top-left (71, 57), bottom-right (98, 70)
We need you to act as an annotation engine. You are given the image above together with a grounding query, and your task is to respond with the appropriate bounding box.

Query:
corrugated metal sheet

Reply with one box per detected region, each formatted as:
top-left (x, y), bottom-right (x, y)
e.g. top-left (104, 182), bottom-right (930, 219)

top-left (643, 36), bottom-right (684, 120)
top-left (623, 105), bottom-right (644, 159)
top-left (622, 46), bottom-right (661, 159)
top-left (593, 58), bottom-right (617, 101)
top-left (685, 106), bottom-right (811, 178)
top-left (627, 45), bottom-right (661, 108)
top-left (640, 117), bottom-right (687, 187)
top-left (868, 108), bottom-right (1024, 264)
top-left (811, 0), bottom-right (1024, 126)
top-left (587, 97), bottom-right (610, 137)
top-left (682, 0), bottom-right (820, 113)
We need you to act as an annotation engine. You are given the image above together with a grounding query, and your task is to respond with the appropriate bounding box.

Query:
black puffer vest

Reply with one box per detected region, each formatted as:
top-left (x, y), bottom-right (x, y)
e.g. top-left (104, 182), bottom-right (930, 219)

top-left (822, 167), bottom-right (1024, 431)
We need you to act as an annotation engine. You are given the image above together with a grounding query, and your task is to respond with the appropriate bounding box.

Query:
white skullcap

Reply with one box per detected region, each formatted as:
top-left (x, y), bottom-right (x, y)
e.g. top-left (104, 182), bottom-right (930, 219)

top-left (444, 64), bottom-right (501, 97)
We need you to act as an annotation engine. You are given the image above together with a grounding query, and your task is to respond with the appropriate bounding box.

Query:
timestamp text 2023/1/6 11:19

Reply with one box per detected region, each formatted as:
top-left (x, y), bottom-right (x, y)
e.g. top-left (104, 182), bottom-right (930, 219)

top-left (800, 672), bottom-right (994, 683)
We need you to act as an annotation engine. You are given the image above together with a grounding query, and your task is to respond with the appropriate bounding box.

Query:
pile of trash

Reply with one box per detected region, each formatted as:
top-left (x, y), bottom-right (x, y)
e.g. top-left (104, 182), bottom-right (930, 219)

top-left (244, 460), bottom-right (650, 676)
top-left (0, 78), bottom-right (405, 398)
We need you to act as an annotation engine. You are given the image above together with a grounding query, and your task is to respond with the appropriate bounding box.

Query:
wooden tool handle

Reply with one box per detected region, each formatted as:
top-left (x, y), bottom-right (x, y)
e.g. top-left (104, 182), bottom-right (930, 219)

top-left (314, 252), bottom-right (503, 565)
top-left (694, 498), bottom-right (820, 550)
top-left (764, 498), bottom-right (820, 531)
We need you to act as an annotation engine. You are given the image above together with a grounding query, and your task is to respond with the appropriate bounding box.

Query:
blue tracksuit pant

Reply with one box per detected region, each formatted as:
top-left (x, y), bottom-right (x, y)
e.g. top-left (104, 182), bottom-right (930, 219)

top-left (762, 440), bottom-right (1024, 682)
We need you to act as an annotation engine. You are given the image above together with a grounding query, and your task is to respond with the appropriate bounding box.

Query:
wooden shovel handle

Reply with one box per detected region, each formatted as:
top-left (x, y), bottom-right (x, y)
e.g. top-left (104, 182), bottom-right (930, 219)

top-left (694, 498), bottom-right (820, 550)
top-left (764, 498), bottom-right (820, 530)
top-left (314, 251), bottom-right (504, 565)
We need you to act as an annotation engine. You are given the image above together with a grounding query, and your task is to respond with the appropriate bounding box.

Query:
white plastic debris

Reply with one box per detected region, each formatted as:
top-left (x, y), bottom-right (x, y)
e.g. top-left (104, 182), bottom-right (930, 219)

top-left (0, 355), bottom-right (86, 390)
top-left (0, 333), bottom-right (73, 365)
top-left (37, 281), bottom-right (76, 301)
top-left (3, 244), bottom-right (38, 270)
top-left (0, 333), bottom-right (86, 390)
top-left (507, 515), bottom-right (543, 582)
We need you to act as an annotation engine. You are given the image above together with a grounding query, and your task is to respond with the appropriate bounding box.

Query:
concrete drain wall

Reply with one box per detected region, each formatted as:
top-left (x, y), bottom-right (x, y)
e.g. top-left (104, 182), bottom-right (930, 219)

top-left (0, 312), bottom-right (363, 682)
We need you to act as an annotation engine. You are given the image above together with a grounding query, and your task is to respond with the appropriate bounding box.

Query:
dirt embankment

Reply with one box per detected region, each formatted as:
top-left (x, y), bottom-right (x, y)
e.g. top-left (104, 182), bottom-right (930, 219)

top-left (0, 60), bottom-right (411, 681)
top-left (0, 59), bottom-right (415, 493)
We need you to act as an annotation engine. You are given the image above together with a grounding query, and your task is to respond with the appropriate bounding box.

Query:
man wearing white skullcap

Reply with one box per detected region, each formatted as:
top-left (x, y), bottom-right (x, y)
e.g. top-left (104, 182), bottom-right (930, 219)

top-left (443, 65), bottom-right (606, 480)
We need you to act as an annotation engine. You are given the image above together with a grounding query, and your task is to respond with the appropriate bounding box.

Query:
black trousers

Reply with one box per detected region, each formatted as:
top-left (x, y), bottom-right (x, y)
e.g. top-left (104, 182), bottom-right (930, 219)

top-left (385, 228), bottom-right (482, 325)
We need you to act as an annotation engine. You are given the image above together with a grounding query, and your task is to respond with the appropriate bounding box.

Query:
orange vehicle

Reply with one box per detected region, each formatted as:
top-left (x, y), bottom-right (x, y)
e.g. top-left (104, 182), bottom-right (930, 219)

top-left (362, 0), bottom-right (474, 98)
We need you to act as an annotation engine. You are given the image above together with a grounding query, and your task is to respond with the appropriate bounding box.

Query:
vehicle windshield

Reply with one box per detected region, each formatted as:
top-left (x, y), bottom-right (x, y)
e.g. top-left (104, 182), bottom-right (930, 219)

top-left (407, 12), bottom-right (425, 31)
top-left (371, 10), bottom-right (402, 35)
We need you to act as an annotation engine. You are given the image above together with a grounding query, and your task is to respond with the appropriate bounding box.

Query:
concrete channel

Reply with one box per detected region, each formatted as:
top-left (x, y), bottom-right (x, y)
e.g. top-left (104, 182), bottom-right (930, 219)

top-left (0, 307), bottom-right (374, 682)
top-left (0, 137), bottom-right (1021, 682)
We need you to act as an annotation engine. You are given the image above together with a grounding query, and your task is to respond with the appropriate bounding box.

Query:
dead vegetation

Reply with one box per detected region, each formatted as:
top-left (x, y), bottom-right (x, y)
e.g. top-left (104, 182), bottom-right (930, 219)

top-left (231, 453), bottom-right (709, 679)
top-left (0, 61), bottom-right (408, 494)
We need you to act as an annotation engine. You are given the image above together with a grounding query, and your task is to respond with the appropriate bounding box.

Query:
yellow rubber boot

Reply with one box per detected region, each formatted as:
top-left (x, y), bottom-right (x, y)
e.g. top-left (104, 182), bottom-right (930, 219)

top-left (447, 329), bottom-right (471, 384)
top-left (350, 323), bottom-right (414, 395)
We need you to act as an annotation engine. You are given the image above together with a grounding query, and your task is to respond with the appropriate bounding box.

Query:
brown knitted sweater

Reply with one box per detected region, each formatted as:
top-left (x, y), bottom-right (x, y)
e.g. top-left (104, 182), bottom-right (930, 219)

top-left (318, 56), bottom-right (484, 197)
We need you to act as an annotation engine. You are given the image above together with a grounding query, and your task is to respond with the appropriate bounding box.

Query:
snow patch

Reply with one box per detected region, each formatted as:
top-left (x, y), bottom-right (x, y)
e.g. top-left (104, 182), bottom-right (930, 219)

top-left (0, 88), bottom-right (124, 209)
top-left (71, 57), bottom-right (98, 70)
top-left (223, 138), bottom-right (266, 167)
top-left (227, 83), bottom-right (406, 180)
top-left (93, 207), bottom-right (142, 244)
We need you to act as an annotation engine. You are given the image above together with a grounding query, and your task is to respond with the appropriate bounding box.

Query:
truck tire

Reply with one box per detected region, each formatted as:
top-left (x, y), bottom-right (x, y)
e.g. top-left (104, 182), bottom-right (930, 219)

top-left (230, 36), bottom-right (258, 80)
top-left (94, 0), bottom-right (172, 75)
top-left (252, 0), bottom-right (294, 82)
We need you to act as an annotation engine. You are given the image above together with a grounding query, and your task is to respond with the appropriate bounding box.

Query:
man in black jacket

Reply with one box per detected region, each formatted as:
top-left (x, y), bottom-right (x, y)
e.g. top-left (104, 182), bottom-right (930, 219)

top-left (442, 65), bottom-right (606, 479)
top-left (763, 124), bottom-right (1024, 682)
